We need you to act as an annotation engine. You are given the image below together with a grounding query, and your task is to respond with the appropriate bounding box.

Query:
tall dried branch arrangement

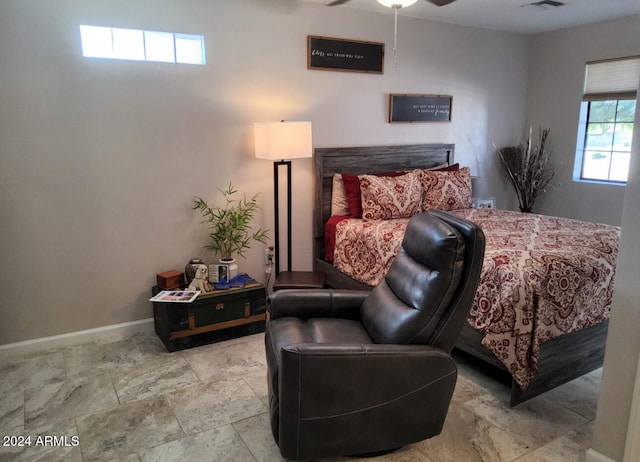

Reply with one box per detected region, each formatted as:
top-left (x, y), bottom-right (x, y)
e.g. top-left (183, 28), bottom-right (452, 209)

top-left (498, 128), bottom-right (554, 213)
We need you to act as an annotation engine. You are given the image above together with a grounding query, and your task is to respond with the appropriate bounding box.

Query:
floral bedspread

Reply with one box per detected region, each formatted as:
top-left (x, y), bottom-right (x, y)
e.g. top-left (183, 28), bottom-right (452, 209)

top-left (333, 208), bottom-right (619, 389)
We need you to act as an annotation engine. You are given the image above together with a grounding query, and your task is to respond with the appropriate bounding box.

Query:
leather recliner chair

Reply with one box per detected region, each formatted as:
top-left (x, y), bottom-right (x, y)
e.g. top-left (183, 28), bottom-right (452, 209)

top-left (265, 211), bottom-right (486, 461)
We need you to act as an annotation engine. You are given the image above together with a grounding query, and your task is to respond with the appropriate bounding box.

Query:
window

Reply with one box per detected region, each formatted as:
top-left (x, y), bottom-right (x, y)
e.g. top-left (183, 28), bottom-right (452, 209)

top-left (79, 25), bottom-right (206, 65)
top-left (574, 56), bottom-right (639, 184)
top-left (579, 99), bottom-right (636, 182)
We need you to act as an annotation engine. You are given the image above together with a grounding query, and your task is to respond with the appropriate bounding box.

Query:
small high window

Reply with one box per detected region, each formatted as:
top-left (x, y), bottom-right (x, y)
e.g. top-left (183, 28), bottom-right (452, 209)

top-left (79, 25), bottom-right (206, 65)
top-left (574, 56), bottom-right (639, 184)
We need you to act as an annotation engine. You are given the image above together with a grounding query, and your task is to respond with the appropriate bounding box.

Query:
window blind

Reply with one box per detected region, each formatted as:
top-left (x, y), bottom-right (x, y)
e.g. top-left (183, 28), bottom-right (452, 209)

top-left (583, 56), bottom-right (640, 101)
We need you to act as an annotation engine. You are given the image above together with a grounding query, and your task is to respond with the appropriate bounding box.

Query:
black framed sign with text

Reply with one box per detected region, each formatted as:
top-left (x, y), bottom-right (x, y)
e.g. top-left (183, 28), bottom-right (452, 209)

top-left (307, 36), bottom-right (384, 73)
top-left (389, 94), bottom-right (453, 123)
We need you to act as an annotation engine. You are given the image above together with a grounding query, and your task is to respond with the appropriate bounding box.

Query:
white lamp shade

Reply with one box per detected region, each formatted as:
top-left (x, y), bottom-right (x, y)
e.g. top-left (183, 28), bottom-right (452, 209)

top-left (254, 121), bottom-right (313, 160)
top-left (377, 0), bottom-right (418, 7)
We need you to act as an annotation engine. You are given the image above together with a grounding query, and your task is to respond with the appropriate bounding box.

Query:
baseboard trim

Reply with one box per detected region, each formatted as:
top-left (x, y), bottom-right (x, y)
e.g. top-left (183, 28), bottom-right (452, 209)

top-left (586, 449), bottom-right (618, 462)
top-left (0, 318), bottom-right (154, 358)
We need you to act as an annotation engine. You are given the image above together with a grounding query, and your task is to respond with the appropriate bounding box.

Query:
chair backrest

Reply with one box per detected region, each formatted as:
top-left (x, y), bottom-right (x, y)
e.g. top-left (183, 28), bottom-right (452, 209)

top-left (361, 211), bottom-right (485, 351)
top-left (427, 210), bottom-right (485, 352)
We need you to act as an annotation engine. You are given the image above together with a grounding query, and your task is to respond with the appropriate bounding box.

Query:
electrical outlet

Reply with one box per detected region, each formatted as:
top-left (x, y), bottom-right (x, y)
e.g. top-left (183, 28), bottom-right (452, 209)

top-left (264, 246), bottom-right (274, 265)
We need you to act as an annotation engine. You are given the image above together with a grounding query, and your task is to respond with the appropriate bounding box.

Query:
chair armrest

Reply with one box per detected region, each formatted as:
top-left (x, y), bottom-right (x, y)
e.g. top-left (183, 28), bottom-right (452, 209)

top-left (269, 289), bottom-right (370, 320)
top-left (277, 343), bottom-right (457, 460)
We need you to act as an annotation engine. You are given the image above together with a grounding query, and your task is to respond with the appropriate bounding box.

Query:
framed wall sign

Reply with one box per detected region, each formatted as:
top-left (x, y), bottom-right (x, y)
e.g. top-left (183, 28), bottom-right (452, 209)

top-left (389, 94), bottom-right (453, 123)
top-left (307, 36), bottom-right (384, 73)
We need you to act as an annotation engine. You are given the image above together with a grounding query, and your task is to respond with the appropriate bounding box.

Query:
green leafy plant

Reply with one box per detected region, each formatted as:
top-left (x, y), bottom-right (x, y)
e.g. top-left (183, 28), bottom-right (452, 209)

top-left (192, 183), bottom-right (269, 261)
top-left (498, 127), bottom-right (555, 213)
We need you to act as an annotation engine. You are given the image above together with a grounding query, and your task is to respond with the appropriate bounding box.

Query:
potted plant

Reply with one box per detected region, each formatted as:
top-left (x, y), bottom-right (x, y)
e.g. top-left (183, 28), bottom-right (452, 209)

top-left (192, 183), bottom-right (269, 264)
top-left (498, 127), bottom-right (554, 213)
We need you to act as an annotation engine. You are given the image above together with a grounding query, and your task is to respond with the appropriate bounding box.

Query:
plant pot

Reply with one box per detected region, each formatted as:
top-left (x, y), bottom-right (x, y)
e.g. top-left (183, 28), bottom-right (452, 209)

top-left (220, 258), bottom-right (238, 280)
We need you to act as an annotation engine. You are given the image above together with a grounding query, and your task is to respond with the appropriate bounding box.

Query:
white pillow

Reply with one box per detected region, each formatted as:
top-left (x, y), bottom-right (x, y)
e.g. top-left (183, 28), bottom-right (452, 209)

top-left (331, 173), bottom-right (350, 216)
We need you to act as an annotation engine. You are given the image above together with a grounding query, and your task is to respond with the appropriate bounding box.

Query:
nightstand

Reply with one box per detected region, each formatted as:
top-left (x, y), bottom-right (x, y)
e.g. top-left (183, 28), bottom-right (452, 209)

top-left (272, 271), bottom-right (326, 291)
top-left (152, 283), bottom-right (267, 351)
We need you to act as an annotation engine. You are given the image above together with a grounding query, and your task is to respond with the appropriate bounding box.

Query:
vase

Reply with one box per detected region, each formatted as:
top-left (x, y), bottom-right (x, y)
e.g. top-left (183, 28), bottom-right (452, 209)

top-left (185, 258), bottom-right (204, 284)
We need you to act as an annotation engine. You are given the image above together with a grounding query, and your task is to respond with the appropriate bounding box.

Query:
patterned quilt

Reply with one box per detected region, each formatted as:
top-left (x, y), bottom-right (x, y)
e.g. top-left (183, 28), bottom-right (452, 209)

top-left (333, 208), bottom-right (619, 389)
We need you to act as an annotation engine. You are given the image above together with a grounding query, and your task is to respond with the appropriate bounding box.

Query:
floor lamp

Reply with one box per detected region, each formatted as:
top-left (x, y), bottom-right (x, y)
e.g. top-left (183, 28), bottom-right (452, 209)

top-left (254, 121), bottom-right (313, 276)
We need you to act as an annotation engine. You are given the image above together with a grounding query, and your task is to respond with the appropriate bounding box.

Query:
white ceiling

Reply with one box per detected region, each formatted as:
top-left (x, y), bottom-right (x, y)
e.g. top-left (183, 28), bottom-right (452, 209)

top-left (302, 0), bottom-right (640, 34)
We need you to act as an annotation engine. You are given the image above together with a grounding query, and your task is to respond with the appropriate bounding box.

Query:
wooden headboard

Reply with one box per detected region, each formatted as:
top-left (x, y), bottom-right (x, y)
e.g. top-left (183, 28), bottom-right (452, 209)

top-left (313, 143), bottom-right (455, 264)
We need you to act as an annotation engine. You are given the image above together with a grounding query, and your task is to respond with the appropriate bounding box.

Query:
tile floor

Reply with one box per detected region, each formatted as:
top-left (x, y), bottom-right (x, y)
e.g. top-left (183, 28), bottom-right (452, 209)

top-left (0, 331), bottom-right (600, 461)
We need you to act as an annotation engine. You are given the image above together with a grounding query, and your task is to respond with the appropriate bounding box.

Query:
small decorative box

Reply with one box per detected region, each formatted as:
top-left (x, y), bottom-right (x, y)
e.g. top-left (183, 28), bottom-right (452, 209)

top-left (157, 270), bottom-right (185, 290)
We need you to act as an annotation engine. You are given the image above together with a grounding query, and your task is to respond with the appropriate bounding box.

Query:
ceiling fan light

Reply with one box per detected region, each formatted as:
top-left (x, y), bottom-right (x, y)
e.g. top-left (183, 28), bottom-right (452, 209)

top-left (376, 0), bottom-right (418, 8)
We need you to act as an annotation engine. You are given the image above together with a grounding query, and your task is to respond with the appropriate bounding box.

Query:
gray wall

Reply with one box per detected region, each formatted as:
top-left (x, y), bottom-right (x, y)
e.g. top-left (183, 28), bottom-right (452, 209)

top-left (590, 80), bottom-right (640, 462)
top-left (527, 16), bottom-right (640, 224)
top-left (0, 0), bottom-right (529, 344)
top-left (525, 16), bottom-right (640, 461)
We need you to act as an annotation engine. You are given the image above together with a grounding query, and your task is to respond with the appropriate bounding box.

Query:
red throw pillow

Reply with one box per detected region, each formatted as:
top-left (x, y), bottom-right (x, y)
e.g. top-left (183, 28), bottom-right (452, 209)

top-left (431, 163), bottom-right (460, 172)
top-left (341, 173), bottom-right (363, 218)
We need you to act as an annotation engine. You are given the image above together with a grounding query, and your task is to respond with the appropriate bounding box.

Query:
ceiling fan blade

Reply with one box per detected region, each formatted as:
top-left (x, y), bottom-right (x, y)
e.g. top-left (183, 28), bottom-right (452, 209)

top-left (427, 0), bottom-right (457, 6)
top-left (327, 0), bottom-right (353, 5)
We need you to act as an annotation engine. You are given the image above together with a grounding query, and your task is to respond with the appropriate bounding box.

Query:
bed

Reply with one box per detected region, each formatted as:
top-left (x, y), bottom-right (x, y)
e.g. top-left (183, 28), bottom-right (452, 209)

top-left (312, 143), bottom-right (619, 406)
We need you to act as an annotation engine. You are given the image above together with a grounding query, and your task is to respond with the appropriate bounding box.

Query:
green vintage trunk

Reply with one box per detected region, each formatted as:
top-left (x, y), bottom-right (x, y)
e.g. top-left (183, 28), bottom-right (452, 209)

top-left (152, 284), bottom-right (267, 351)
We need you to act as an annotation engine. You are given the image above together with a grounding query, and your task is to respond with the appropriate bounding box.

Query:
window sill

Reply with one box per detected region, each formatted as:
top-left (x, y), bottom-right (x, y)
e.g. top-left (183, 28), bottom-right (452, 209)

top-left (572, 178), bottom-right (626, 187)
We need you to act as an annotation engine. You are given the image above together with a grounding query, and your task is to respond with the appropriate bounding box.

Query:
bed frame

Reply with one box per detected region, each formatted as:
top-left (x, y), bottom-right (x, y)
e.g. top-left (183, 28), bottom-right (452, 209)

top-left (312, 143), bottom-right (609, 406)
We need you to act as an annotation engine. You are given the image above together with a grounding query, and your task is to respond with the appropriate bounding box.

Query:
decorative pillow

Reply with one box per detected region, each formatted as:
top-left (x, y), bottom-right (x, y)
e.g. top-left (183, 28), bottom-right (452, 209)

top-left (342, 171), bottom-right (405, 218)
top-left (421, 166), bottom-right (473, 211)
top-left (360, 169), bottom-right (423, 220)
top-left (331, 173), bottom-right (350, 216)
top-left (342, 173), bottom-right (364, 218)
top-left (427, 162), bottom-right (460, 172)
